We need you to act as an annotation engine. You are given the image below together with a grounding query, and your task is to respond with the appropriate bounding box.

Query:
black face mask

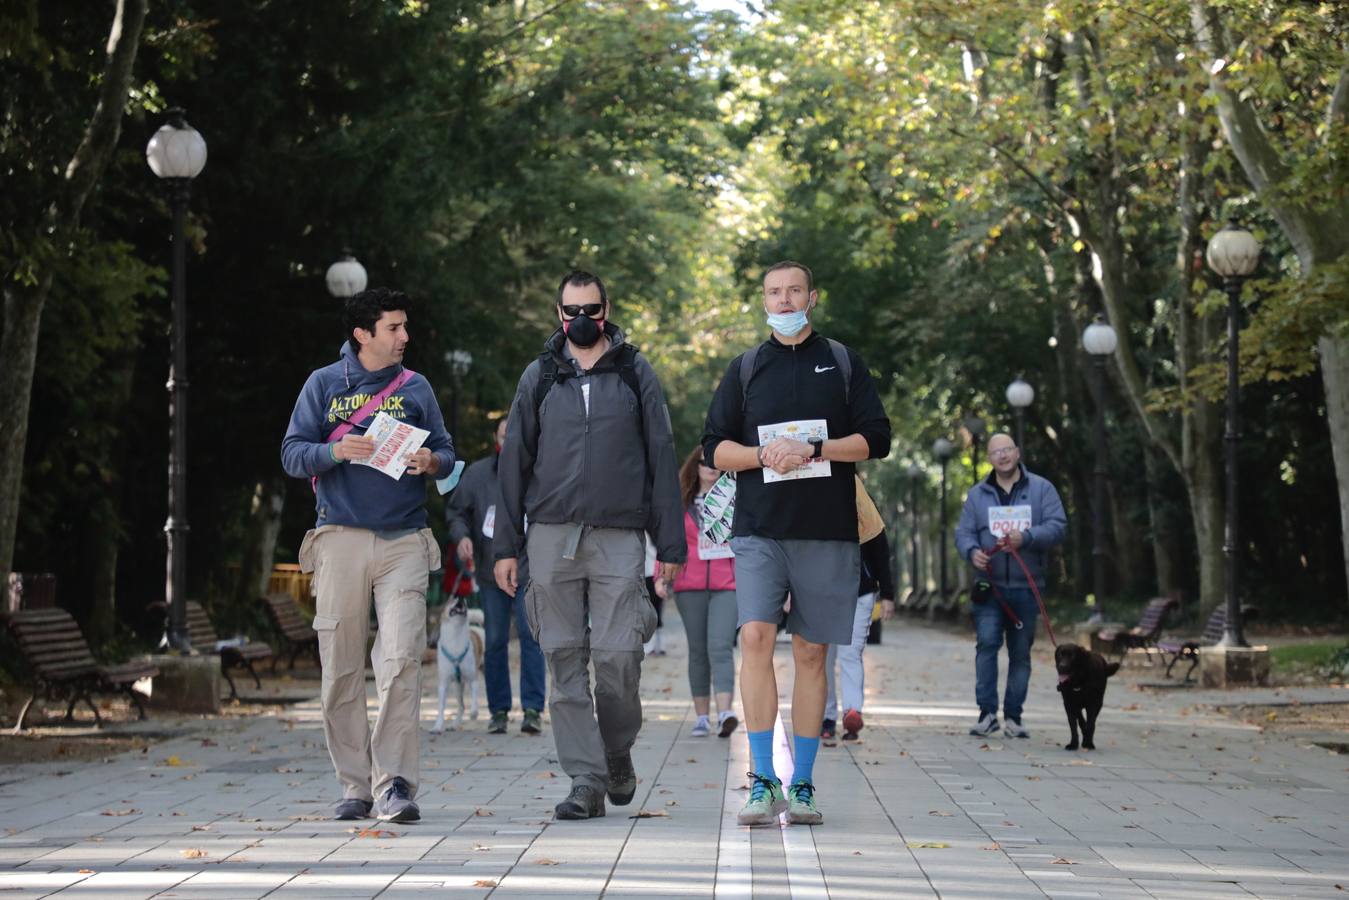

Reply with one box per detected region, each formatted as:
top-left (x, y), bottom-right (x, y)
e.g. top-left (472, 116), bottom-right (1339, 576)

top-left (563, 313), bottom-right (604, 348)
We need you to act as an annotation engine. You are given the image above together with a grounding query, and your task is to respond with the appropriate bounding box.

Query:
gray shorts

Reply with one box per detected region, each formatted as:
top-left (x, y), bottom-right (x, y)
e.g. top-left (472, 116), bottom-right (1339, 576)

top-left (730, 535), bottom-right (861, 645)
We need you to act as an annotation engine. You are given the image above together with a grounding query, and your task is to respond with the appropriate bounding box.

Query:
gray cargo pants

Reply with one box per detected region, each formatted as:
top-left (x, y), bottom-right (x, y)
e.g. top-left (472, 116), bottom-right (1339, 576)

top-left (524, 524), bottom-right (657, 793)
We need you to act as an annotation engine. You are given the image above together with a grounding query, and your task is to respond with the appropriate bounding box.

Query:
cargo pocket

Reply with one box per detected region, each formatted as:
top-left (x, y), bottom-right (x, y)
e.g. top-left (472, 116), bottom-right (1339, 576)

top-left (311, 613), bottom-right (339, 669)
top-left (634, 578), bottom-right (658, 644)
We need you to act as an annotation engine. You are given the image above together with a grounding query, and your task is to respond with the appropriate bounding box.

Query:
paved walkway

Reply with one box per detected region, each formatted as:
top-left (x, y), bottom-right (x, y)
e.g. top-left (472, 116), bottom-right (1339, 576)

top-left (2, 614), bottom-right (1349, 899)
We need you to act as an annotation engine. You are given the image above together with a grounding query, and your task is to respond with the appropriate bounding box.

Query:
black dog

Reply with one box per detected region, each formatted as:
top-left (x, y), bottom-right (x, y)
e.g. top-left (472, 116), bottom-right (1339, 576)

top-left (1054, 643), bottom-right (1120, 751)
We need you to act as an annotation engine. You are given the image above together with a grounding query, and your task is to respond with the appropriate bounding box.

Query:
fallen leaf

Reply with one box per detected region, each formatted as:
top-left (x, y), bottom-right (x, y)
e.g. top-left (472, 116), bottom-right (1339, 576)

top-left (472, 843), bottom-right (492, 852)
top-left (665, 800), bottom-right (678, 807)
top-left (629, 809), bottom-right (670, 819)
top-left (201, 738), bottom-right (217, 747)
top-left (928, 810), bottom-right (953, 817)
top-left (906, 842), bottom-right (949, 849)
top-left (473, 808), bottom-right (493, 817)
top-left (982, 844), bottom-right (1001, 851)
top-left (288, 815), bottom-right (326, 822)
top-left (534, 771), bottom-right (557, 779)
top-left (1051, 857), bottom-right (1072, 865)
top-left (1026, 776), bottom-right (1041, 781)
top-left (181, 848), bottom-right (208, 859)
top-left (191, 825), bottom-right (212, 832)
top-left (161, 755), bottom-right (189, 767)
top-left (100, 808), bottom-right (139, 817)
top-left (534, 858), bottom-right (561, 866)
top-left (274, 766), bottom-right (302, 773)
top-left (352, 828), bottom-right (397, 838)
top-left (851, 850), bottom-right (863, 856)
top-left (473, 880), bottom-right (497, 888)
top-left (77, 868), bottom-right (95, 874)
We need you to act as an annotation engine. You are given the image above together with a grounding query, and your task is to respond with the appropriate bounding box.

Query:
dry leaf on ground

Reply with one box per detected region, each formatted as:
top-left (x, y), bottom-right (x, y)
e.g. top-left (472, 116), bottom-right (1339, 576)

top-left (181, 848), bottom-right (208, 859)
top-left (473, 879), bottom-right (497, 888)
top-left (534, 858), bottom-right (561, 866)
top-left (77, 869), bottom-right (94, 874)
top-left (473, 808), bottom-right (493, 817)
top-left (100, 808), bottom-right (138, 817)
top-left (350, 828), bottom-right (398, 838)
top-left (906, 842), bottom-right (949, 849)
top-left (629, 809), bottom-right (670, 819)
top-left (1051, 857), bottom-right (1072, 865)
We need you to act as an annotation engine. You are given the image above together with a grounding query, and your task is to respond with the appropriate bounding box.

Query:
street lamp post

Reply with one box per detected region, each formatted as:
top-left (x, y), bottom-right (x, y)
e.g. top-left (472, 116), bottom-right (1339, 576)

top-left (146, 109), bottom-right (207, 653)
top-left (906, 462), bottom-right (923, 597)
top-left (1082, 315), bottom-right (1117, 621)
top-left (326, 250), bottom-right (369, 302)
top-left (1006, 377), bottom-right (1034, 453)
top-left (963, 414), bottom-right (985, 485)
top-left (1206, 220), bottom-right (1261, 647)
top-left (931, 438), bottom-right (955, 621)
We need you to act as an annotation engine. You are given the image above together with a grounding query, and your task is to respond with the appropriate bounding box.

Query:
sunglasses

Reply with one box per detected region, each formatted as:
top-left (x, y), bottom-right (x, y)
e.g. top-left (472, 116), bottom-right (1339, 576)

top-left (560, 303), bottom-right (604, 318)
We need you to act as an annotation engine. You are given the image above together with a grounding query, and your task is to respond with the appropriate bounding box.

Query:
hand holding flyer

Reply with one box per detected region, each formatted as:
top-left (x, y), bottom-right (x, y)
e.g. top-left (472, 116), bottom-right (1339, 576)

top-left (352, 411), bottom-right (430, 481)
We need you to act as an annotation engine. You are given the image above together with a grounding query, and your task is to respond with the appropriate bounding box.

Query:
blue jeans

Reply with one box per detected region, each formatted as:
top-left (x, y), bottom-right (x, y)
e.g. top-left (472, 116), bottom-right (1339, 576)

top-left (972, 587), bottom-right (1037, 722)
top-left (480, 582), bottom-right (546, 714)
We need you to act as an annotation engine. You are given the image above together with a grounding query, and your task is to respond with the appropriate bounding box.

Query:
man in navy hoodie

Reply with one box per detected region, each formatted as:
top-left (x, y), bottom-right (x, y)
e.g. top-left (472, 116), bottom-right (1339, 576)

top-left (282, 287), bottom-right (455, 824)
top-left (955, 432), bottom-right (1066, 740)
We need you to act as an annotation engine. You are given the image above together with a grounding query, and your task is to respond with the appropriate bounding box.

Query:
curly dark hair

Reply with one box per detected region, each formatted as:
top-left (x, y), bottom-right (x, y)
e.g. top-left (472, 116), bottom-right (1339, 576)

top-left (344, 287), bottom-right (409, 352)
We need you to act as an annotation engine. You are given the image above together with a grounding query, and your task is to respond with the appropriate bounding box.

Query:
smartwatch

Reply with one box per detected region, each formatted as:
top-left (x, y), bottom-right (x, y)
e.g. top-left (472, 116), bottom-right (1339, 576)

top-left (808, 438), bottom-right (824, 459)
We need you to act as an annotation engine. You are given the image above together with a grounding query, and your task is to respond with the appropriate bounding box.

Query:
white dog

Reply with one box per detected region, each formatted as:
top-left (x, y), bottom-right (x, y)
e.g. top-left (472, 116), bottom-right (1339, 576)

top-left (432, 597), bottom-right (485, 733)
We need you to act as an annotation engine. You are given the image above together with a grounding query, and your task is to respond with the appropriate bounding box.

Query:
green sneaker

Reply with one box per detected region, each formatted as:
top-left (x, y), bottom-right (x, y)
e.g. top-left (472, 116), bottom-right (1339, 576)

top-left (736, 772), bottom-right (787, 826)
top-left (787, 780), bottom-right (823, 825)
top-left (488, 711), bottom-right (508, 734)
top-left (521, 708), bottom-right (543, 735)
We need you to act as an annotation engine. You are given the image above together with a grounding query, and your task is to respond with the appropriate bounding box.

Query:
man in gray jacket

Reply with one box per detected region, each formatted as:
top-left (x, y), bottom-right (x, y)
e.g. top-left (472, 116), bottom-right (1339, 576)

top-left (955, 432), bottom-right (1066, 739)
top-left (494, 270), bottom-right (686, 821)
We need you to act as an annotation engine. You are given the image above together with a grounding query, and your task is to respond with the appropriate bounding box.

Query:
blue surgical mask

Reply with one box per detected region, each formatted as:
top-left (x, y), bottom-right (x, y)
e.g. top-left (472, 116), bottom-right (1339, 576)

top-left (766, 308), bottom-right (809, 337)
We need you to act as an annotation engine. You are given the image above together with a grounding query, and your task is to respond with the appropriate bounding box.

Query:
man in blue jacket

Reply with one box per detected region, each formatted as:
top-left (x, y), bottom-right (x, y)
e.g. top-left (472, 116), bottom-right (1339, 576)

top-left (281, 287), bottom-right (455, 824)
top-left (955, 432), bottom-right (1066, 739)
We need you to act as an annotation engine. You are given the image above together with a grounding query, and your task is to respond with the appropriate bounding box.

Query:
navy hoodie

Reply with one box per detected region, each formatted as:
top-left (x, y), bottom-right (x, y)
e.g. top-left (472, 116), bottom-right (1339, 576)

top-left (281, 344), bottom-right (455, 531)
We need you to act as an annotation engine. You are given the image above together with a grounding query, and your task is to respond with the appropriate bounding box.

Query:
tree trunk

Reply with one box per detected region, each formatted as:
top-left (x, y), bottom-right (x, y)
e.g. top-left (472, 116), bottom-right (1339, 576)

top-left (1144, 444), bottom-right (1178, 598)
top-left (1319, 332), bottom-right (1349, 611)
top-left (0, 277), bottom-right (52, 581)
top-left (233, 476), bottom-right (286, 631)
top-left (0, 0), bottom-right (148, 584)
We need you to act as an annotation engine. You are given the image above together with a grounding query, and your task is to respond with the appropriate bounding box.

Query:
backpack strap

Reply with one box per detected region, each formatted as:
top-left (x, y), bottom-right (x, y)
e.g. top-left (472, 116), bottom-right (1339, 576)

top-left (738, 338), bottom-right (852, 407)
top-left (533, 344), bottom-right (643, 421)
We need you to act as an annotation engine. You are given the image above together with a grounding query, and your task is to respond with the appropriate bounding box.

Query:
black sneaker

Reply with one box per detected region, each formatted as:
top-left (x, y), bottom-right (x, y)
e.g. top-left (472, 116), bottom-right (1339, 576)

top-left (606, 751), bottom-right (637, 806)
top-left (554, 783), bottom-right (606, 820)
top-left (521, 709), bottom-right (543, 735)
top-left (488, 710), bottom-right (509, 734)
top-left (821, 718), bottom-right (837, 743)
top-left (373, 777), bottom-right (419, 823)
top-left (333, 798), bottom-right (372, 820)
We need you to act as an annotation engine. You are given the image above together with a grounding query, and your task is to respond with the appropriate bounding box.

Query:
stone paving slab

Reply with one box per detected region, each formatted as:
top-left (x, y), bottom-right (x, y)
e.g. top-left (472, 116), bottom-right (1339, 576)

top-left (2, 612), bottom-right (1348, 898)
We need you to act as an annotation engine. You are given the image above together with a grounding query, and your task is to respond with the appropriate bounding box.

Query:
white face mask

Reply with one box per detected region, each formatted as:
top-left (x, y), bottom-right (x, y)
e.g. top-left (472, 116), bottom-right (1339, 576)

top-left (766, 302), bottom-right (812, 337)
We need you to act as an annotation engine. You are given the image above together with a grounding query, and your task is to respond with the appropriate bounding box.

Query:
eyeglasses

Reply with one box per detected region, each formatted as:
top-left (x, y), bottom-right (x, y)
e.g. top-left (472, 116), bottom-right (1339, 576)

top-left (988, 447), bottom-right (1018, 459)
top-left (560, 303), bottom-right (604, 318)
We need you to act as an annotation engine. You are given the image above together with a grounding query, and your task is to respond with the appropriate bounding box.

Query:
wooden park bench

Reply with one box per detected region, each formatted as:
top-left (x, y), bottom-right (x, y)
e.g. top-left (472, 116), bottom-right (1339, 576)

top-left (1097, 596), bottom-right (1178, 663)
top-left (4, 608), bottom-right (159, 733)
top-left (184, 601), bottom-right (273, 700)
top-left (260, 592), bottom-right (319, 672)
top-left (1158, 603), bottom-right (1259, 682)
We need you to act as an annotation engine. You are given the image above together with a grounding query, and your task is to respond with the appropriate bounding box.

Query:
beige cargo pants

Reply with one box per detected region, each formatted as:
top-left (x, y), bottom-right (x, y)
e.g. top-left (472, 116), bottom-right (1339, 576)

top-left (299, 525), bottom-right (439, 802)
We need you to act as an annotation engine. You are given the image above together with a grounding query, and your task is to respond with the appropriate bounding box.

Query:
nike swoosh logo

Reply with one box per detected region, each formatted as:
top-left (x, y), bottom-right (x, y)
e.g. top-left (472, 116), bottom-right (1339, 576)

top-left (814, 365), bottom-right (836, 373)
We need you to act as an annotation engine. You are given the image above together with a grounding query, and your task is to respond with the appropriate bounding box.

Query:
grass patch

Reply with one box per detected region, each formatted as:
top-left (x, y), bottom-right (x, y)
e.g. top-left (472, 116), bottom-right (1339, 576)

top-left (1269, 642), bottom-right (1347, 675)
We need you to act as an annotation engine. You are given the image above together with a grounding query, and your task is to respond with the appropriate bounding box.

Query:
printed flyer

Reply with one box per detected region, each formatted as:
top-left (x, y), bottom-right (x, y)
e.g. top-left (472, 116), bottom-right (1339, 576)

top-left (756, 419), bottom-right (831, 483)
top-left (353, 411), bottom-right (429, 480)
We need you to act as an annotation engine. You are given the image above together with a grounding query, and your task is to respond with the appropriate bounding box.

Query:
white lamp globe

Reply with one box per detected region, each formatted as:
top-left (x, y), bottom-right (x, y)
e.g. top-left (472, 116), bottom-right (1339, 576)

top-left (932, 438), bottom-right (955, 461)
top-left (145, 109), bottom-right (207, 180)
top-left (326, 253), bottom-right (368, 299)
top-left (1082, 316), bottom-right (1118, 357)
top-left (1006, 378), bottom-right (1035, 409)
top-left (1206, 221), bottom-right (1261, 279)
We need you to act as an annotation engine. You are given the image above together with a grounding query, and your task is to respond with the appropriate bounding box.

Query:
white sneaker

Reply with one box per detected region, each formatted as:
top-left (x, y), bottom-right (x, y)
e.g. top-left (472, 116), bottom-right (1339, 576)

top-left (969, 713), bottom-right (1000, 736)
top-left (1003, 719), bottom-right (1030, 738)
top-left (691, 715), bottom-right (710, 737)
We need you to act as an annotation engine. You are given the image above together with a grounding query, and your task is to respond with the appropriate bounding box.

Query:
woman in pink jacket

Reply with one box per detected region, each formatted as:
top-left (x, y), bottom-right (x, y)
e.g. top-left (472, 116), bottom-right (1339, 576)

top-left (658, 448), bottom-right (739, 738)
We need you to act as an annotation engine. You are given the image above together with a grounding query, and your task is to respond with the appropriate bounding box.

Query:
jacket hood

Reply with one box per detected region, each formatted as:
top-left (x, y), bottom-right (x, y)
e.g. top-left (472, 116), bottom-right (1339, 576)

top-left (338, 342), bottom-right (405, 390)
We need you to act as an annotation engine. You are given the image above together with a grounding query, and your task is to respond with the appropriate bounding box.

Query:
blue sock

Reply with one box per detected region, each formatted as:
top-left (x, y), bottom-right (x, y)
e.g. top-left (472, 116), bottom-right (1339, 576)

top-left (792, 735), bottom-right (820, 786)
top-left (747, 730), bottom-right (776, 780)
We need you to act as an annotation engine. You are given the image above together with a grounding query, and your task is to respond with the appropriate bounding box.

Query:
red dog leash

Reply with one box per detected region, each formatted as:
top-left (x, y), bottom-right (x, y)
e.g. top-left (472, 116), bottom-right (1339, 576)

top-left (982, 537), bottom-right (1058, 647)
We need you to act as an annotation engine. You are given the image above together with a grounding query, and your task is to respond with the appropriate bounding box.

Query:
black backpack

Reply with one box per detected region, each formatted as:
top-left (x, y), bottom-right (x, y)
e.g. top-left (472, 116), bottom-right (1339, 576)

top-left (533, 343), bottom-right (643, 429)
top-left (738, 337), bottom-right (852, 406)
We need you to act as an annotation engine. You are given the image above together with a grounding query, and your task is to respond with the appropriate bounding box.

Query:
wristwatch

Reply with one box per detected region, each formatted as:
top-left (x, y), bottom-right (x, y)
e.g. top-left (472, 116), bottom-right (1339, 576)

top-left (808, 438), bottom-right (824, 459)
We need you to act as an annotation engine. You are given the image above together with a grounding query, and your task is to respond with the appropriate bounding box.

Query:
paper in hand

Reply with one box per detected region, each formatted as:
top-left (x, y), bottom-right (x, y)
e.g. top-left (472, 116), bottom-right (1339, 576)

top-left (352, 411), bottom-right (430, 480)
